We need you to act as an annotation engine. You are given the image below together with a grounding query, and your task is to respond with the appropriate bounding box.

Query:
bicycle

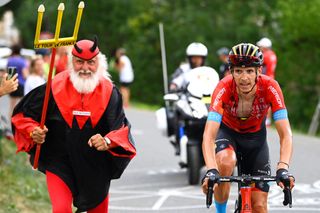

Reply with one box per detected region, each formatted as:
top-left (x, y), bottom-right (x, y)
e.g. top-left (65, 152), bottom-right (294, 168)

top-left (206, 174), bottom-right (292, 213)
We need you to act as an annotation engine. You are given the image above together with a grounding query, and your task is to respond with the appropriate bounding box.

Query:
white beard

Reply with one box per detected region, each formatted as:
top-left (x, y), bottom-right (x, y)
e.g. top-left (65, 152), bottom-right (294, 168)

top-left (70, 69), bottom-right (100, 94)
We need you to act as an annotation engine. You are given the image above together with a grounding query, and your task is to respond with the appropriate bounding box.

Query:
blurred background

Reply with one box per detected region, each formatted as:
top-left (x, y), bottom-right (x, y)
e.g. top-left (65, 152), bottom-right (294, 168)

top-left (0, 0), bottom-right (319, 132)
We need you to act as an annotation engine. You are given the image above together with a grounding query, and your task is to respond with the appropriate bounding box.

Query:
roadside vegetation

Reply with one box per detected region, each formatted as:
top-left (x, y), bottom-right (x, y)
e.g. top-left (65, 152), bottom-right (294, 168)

top-left (0, 137), bottom-right (50, 213)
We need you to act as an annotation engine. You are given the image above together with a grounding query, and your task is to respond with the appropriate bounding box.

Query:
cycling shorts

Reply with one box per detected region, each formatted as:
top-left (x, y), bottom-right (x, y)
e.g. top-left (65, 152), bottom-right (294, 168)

top-left (215, 123), bottom-right (271, 192)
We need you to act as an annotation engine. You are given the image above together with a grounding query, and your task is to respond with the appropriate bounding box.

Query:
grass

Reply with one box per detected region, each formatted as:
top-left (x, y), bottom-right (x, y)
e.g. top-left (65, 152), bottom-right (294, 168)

top-left (0, 137), bottom-right (51, 213)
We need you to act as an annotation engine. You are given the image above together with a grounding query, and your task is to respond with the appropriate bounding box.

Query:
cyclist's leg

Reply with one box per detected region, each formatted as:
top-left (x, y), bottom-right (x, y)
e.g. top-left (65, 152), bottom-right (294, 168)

top-left (215, 147), bottom-right (236, 201)
top-left (46, 170), bottom-right (73, 213)
top-left (251, 191), bottom-right (268, 213)
top-left (250, 142), bottom-right (270, 212)
top-left (215, 148), bottom-right (236, 212)
top-left (240, 129), bottom-right (270, 213)
top-left (214, 126), bottom-right (237, 212)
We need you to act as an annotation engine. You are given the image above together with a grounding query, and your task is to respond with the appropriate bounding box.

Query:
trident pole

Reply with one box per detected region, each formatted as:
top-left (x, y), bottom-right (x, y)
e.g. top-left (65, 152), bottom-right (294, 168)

top-left (159, 23), bottom-right (168, 94)
top-left (33, 2), bottom-right (85, 169)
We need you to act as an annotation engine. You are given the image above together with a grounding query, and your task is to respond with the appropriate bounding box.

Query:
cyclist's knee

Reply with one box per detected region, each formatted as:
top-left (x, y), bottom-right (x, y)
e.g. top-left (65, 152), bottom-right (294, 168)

top-left (252, 203), bottom-right (267, 213)
top-left (251, 194), bottom-right (268, 213)
top-left (216, 151), bottom-right (236, 175)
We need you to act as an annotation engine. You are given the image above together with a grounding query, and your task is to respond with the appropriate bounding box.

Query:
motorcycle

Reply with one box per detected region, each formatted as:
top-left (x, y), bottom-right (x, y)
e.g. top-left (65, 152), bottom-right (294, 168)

top-left (156, 66), bottom-right (219, 185)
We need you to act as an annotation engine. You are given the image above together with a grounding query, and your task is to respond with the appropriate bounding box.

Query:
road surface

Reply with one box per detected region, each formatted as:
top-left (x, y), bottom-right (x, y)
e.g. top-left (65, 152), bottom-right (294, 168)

top-left (1, 97), bottom-right (319, 212)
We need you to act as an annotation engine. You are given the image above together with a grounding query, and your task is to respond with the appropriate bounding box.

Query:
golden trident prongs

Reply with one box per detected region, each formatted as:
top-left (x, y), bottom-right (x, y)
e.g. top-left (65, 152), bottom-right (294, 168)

top-left (34, 1), bottom-right (85, 49)
top-left (32, 2), bottom-right (85, 170)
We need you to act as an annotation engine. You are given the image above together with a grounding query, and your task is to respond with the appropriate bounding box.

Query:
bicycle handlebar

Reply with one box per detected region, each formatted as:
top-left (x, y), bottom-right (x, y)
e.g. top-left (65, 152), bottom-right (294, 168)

top-left (218, 175), bottom-right (277, 183)
top-left (206, 175), bottom-right (292, 209)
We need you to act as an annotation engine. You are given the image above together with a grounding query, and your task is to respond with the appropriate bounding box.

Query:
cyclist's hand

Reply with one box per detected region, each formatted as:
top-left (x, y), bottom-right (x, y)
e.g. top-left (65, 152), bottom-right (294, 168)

top-left (201, 168), bottom-right (220, 194)
top-left (276, 168), bottom-right (295, 190)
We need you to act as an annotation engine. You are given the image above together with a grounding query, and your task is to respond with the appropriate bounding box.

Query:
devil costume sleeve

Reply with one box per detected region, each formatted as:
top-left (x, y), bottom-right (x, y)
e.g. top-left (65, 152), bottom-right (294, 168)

top-left (11, 71), bottom-right (136, 212)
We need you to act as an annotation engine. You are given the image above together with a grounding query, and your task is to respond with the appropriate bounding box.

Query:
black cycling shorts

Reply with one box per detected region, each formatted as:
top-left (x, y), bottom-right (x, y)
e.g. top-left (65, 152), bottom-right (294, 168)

top-left (215, 123), bottom-right (271, 192)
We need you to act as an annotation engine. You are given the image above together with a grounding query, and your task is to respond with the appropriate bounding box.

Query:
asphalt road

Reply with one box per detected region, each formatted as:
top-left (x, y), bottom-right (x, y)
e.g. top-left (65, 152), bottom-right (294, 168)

top-left (1, 96), bottom-right (319, 212)
top-left (109, 108), bottom-right (320, 213)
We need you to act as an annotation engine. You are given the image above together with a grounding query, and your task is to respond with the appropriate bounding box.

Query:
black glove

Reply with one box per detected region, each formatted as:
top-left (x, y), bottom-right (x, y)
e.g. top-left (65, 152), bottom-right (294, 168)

top-left (276, 168), bottom-right (295, 187)
top-left (202, 168), bottom-right (220, 184)
top-left (276, 168), bottom-right (294, 207)
top-left (203, 169), bottom-right (220, 209)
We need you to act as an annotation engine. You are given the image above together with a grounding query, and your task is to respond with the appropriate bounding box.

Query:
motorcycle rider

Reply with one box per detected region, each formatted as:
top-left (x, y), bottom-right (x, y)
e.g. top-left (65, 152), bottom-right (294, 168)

top-left (166, 42), bottom-right (208, 151)
top-left (169, 42), bottom-right (208, 90)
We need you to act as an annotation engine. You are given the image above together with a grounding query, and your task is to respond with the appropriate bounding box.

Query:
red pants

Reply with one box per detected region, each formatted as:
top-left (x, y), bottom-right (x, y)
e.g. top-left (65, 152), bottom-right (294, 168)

top-left (46, 171), bottom-right (109, 213)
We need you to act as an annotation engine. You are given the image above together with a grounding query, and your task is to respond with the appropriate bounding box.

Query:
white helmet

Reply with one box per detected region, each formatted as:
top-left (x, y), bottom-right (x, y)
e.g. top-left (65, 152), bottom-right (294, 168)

top-left (186, 42), bottom-right (208, 57)
top-left (256, 37), bottom-right (272, 48)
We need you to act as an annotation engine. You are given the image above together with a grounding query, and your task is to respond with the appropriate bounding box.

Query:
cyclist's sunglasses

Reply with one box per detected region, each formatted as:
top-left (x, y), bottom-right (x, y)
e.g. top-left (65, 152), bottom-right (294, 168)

top-left (229, 55), bottom-right (260, 67)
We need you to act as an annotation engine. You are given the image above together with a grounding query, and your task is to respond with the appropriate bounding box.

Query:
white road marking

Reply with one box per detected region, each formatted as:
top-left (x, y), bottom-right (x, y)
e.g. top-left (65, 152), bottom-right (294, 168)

top-left (152, 194), bottom-right (169, 210)
top-left (147, 168), bottom-right (184, 175)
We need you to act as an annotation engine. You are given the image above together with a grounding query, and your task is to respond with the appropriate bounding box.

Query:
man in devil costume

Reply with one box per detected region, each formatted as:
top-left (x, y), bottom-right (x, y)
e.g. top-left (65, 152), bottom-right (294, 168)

top-left (11, 37), bottom-right (136, 213)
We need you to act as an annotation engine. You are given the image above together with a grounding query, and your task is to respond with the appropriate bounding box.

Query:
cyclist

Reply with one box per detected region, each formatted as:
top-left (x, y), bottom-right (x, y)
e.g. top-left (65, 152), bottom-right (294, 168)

top-left (201, 43), bottom-right (295, 213)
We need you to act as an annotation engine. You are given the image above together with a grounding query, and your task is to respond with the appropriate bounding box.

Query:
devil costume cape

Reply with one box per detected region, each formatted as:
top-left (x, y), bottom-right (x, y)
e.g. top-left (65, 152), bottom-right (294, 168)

top-left (11, 71), bottom-right (136, 212)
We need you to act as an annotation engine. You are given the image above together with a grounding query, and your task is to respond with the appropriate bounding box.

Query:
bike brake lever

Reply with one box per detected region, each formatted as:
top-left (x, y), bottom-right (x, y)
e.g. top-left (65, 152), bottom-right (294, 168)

top-left (283, 186), bottom-right (292, 208)
top-left (206, 178), bottom-right (214, 208)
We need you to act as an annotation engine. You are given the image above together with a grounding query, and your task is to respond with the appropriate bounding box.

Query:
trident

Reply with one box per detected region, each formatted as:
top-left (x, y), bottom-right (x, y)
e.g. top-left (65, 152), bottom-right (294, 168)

top-left (33, 2), bottom-right (85, 169)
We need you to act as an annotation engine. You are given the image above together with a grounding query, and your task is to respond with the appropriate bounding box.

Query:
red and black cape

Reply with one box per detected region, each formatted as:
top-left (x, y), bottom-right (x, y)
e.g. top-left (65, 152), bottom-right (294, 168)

top-left (11, 71), bottom-right (136, 212)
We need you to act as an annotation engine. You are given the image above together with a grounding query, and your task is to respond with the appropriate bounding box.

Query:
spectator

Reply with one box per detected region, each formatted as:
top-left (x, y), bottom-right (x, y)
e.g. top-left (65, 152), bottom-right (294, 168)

top-left (0, 71), bottom-right (18, 97)
top-left (35, 48), bottom-right (55, 81)
top-left (257, 37), bottom-right (278, 126)
top-left (55, 46), bottom-right (69, 75)
top-left (7, 44), bottom-right (28, 116)
top-left (216, 47), bottom-right (230, 80)
top-left (115, 48), bottom-right (134, 108)
top-left (256, 37), bottom-right (277, 79)
top-left (24, 56), bottom-right (46, 95)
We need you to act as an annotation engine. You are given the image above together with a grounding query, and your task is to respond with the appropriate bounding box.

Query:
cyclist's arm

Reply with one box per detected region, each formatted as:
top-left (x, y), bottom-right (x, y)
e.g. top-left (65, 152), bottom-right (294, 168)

top-left (274, 119), bottom-right (293, 169)
top-left (203, 81), bottom-right (227, 169)
top-left (202, 120), bottom-right (220, 169)
top-left (267, 79), bottom-right (292, 169)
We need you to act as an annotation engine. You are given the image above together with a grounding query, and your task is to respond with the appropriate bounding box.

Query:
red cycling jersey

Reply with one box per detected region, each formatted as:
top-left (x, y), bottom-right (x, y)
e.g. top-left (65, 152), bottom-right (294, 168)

top-left (209, 74), bottom-right (286, 133)
top-left (262, 49), bottom-right (277, 79)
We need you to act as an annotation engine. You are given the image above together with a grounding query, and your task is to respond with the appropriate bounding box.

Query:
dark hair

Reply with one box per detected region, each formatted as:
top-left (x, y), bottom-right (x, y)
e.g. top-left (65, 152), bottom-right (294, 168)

top-left (11, 44), bottom-right (22, 55)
